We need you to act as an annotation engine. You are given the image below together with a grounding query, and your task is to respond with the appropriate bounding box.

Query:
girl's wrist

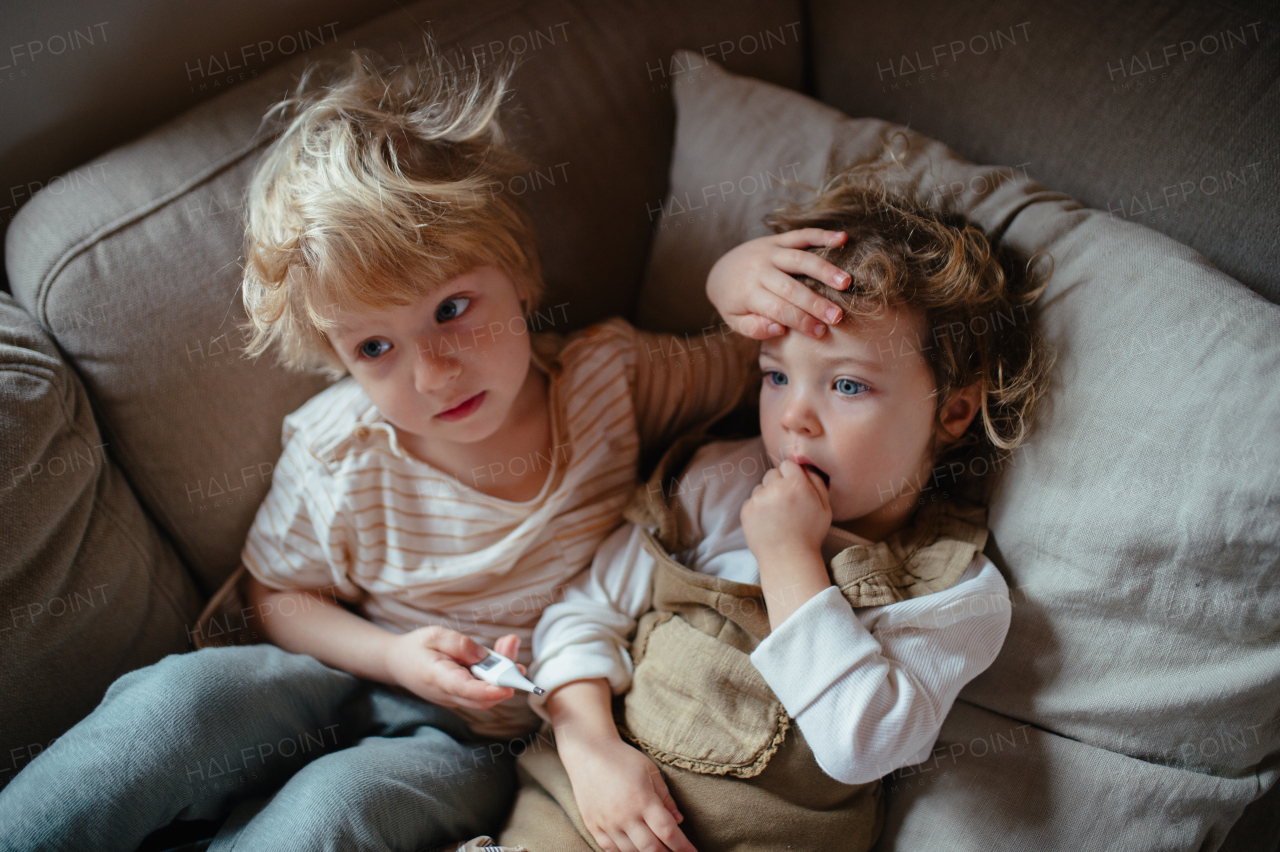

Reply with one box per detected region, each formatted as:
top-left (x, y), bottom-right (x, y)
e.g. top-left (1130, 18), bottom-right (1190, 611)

top-left (758, 550), bottom-right (831, 628)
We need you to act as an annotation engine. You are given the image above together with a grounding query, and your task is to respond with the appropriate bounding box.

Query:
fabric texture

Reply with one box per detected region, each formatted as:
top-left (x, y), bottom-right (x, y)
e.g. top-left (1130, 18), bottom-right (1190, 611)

top-left (0, 645), bottom-right (518, 852)
top-left (3, 0), bottom-right (803, 596)
top-left (635, 50), bottom-right (1280, 852)
top-left (0, 292), bottom-right (203, 791)
top-left (808, 0), bottom-right (1280, 303)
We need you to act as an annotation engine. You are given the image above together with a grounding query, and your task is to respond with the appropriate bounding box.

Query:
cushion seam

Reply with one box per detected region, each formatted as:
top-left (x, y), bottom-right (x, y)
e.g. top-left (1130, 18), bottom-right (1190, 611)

top-left (33, 134), bottom-right (277, 325)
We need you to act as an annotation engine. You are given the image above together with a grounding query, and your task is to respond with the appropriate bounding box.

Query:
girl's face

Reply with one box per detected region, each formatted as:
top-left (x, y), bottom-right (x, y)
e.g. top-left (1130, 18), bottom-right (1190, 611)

top-left (326, 265), bottom-right (534, 450)
top-left (757, 304), bottom-right (977, 541)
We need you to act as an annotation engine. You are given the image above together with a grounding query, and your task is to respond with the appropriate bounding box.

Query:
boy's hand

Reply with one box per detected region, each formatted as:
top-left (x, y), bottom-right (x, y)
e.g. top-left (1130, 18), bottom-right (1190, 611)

top-left (560, 736), bottom-right (695, 852)
top-left (741, 460), bottom-right (832, 564)
top-left (706, 229), bottom-right (851, 340)
top-left (385, 627), bottom-right (523, 710)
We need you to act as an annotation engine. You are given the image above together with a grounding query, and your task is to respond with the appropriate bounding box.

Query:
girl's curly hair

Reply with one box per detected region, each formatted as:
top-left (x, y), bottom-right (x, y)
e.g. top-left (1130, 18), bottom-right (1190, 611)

top-left (765, 160), bottom-right (1054, 496)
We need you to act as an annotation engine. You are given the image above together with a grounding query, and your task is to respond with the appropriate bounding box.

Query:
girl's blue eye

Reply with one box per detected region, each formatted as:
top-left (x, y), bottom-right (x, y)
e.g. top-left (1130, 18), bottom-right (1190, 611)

top-left (435, 296), bottom-right (471, 323)
top-left (360, 339), bottom-right (392, 359)
top-left (764, 370), bottom-right (788, 386)
top-left (834, 377), bottom-right (869, 396)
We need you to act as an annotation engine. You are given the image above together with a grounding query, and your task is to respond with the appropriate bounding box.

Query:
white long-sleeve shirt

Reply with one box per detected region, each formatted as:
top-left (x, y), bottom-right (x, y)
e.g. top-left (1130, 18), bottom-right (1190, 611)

top-left (530, 437), bottom-right (1012, 784)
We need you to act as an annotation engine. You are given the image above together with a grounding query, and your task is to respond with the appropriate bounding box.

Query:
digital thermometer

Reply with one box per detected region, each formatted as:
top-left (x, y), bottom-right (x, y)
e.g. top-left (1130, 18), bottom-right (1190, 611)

top-left (469, 650), bottom-right (544, 695)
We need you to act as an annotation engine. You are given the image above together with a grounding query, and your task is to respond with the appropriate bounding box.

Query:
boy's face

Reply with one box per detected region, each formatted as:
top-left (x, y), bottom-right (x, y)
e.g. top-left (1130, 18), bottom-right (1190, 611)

top-left (326, 265), bottom-right (533, 449)
top-left (757, 305), bottom-right (949, 537)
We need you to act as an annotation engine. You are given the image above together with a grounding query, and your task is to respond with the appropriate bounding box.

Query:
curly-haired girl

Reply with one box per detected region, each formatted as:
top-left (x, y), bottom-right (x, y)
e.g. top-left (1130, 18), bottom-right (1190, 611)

top-left (502, 162), bottom-right (1054, 852)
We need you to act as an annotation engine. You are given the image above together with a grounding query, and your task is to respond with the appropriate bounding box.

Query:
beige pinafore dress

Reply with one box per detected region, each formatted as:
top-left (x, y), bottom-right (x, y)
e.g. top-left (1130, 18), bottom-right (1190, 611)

top-left (499, 435), bottom-right (989, 852)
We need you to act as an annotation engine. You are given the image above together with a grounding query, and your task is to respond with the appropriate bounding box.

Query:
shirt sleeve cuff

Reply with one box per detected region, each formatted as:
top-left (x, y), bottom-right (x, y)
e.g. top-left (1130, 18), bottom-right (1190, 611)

top-left (529, 641), bottom-right (634, 717)
top-left (750, 585), bottom-right (880, 715)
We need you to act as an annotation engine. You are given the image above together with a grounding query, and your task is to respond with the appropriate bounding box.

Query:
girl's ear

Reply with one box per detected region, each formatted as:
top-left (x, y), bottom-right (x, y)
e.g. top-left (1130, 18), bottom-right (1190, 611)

top-left (937, 382), bottom-right (982, 441)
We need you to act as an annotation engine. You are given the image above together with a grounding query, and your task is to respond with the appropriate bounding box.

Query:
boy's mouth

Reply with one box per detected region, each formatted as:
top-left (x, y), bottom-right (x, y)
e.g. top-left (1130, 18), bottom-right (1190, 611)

top-left (436, 391), bottom-right (486, 421)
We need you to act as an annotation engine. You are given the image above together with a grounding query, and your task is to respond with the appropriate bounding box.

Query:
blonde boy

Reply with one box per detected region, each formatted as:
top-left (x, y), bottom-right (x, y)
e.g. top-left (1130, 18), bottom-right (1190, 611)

top-left (0, 51), bottom-right (852, 852)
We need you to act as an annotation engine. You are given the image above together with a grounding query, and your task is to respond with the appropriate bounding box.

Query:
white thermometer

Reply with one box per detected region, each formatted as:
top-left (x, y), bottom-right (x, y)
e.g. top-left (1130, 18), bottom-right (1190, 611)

top-left (469, 650), bottom-right (544, 695)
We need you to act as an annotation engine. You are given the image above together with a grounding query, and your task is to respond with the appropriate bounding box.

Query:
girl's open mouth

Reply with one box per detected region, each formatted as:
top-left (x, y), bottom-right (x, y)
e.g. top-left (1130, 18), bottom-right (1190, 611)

top-left (800, 463), bottom-right (830, 487)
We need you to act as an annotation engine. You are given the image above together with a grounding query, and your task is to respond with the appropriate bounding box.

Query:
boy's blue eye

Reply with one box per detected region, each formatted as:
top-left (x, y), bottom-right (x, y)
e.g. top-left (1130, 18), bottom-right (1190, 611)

top-left (834, 377), bottom-right (869, 396)
top-left (435, 296), bottom-right (471, 323)
top-left (360, 339), bottom-right (392, 359)
top-left (763, 370), bottom-right (787, 386)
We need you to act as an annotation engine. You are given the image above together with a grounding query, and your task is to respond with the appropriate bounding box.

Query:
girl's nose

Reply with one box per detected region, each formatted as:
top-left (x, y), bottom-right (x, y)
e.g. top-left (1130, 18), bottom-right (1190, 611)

top-left (780, 394), bottom-right (821, 436)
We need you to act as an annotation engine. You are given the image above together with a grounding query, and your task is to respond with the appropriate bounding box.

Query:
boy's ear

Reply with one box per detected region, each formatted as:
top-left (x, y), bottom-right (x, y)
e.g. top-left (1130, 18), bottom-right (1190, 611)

top-left (937, 382), bottom-right (982, 441)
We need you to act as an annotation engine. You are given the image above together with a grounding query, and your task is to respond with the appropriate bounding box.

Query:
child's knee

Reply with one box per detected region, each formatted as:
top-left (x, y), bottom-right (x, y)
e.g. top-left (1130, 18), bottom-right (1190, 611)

top-left (102, 646), bottom-right (279, 719)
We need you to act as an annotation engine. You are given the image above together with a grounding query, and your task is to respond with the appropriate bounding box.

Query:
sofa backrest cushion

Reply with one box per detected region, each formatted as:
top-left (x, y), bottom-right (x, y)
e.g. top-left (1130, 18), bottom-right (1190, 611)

top-left (3, 0), bottom-right (804, 593)
top-left (637, 50), bottom-right (1280, 852)
top-left (0, 293), bottom-right (203, 789)
top-left (807, 0), bottom-right (1280, 303)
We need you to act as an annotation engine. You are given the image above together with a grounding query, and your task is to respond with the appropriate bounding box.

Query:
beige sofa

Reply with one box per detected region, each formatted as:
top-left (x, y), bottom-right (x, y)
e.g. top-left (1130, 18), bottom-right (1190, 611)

top-left (1, 2), bottom-right (1276, 850)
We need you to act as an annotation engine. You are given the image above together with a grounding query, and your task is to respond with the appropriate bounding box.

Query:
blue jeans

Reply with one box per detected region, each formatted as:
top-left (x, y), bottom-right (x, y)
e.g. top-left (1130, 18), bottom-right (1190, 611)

top-left (0, 645), bottom-right (518, 851)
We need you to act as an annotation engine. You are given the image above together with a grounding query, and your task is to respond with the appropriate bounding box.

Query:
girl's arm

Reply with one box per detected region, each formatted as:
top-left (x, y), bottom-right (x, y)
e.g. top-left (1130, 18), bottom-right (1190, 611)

top-left (546, 680), bottom-right (694, 852)
top-left (529, 521), bottom-right (657, 702)
top-left (739, 459), bottom-right (1012, 784)
top-left (748, 559), bottom-right (1012, 784)
top-left (532, 527), bottom-right (694, 852)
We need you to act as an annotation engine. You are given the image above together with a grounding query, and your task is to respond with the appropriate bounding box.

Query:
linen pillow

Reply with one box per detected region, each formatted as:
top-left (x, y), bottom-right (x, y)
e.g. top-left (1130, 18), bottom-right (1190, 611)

top-left (4, 0), bottom-right (804, 594)
top-left (0, 293), bottom-right (203, 790)
top-left (637, 50), bottom-right (1280, 852)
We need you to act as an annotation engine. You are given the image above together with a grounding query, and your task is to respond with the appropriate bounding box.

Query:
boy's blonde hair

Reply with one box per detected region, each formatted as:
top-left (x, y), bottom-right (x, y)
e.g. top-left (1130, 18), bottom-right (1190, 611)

top-left (241, 46), bottom-right (543, 376)
top-left (766, 161), bottom-right (1054, 494)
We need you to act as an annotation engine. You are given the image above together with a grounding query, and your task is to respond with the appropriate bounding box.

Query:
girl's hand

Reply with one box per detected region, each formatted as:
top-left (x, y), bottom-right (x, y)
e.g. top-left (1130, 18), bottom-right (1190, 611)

top-left (560, 736), bottom-right (696, 852)
top-left (741, 460), bottom-right (832, 563)
top-left (385, 627), bottom-right (522, 710)
top-left (706, 229), bottom-right (851, 339)
top-left (741, 461), bottom-right (835, 629)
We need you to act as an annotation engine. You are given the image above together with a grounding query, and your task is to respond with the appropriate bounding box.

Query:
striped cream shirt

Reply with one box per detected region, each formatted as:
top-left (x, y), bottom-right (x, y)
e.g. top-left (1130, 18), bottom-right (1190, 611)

top-left (242, 318), bottom-right (756, 736)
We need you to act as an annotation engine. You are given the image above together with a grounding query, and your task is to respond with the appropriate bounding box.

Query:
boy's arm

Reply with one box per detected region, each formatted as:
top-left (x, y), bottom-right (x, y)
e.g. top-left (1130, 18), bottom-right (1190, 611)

top-left (241, 432), bottom-right (513, 711)
top-left (626, 319), bottom-right (759, 458)
top-left (705, 228), bottom-right (852, 340)
top-left (246, 576), bottom-right (520, 711)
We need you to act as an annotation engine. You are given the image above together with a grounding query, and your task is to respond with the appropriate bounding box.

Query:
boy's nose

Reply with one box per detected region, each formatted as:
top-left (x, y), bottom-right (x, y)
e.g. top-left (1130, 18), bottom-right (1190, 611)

top-left (413, 340), bottom-right (462, 392)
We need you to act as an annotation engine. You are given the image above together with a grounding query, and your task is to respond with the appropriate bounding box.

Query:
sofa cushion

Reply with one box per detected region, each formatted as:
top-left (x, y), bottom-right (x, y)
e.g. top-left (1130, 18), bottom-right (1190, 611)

top-left (3, 0), bottom-right (805, 594)
top-left (637, 50), bottom-right (1280, 851)
top-left (807, 0), bottom-right (1280, 303)
top-left (0, 293), bottom-right (203, 790)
